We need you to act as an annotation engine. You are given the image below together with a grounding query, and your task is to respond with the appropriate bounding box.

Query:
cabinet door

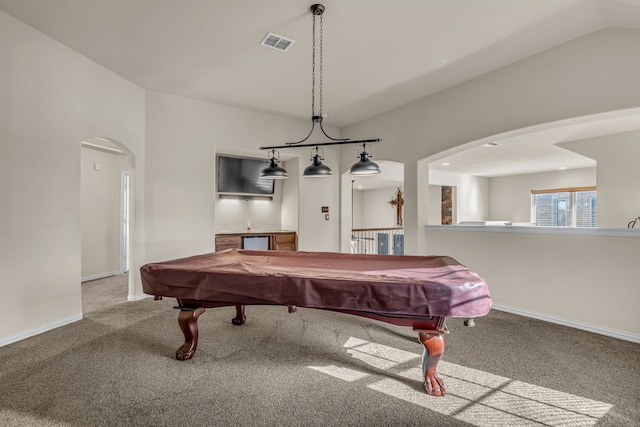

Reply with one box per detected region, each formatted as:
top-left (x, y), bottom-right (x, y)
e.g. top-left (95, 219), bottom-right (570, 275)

top-left (215, 236), bottom-right (240, 251)
top-left (273, 233), bottom-right (296, 251)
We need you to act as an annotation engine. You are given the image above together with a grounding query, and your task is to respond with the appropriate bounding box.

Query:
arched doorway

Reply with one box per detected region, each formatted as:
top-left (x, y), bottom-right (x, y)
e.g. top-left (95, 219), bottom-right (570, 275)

top-left (340, 160), bottom-right (405, 254)
top-left (80, 137), bottom-right (135, 306)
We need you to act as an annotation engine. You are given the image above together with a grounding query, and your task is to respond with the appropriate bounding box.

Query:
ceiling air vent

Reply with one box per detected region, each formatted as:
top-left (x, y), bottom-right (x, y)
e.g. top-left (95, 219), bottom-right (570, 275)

top-left (261, 32), bottom-right (295, 52)
top-left (482, 142), bottom-right (502, 148)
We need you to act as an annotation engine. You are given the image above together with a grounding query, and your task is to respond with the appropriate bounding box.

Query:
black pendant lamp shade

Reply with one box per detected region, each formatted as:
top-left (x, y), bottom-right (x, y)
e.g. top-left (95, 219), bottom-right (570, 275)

top-left (303, 147), bottom-right (332, 177)
top-left (260, 150), bottom-right (288, 179)
top-left (349, 144), bottom-right (380, 175)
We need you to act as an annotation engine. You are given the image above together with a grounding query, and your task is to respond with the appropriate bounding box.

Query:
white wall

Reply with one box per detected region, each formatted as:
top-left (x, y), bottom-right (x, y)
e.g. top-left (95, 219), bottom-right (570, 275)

top-left (294, 146), bottom-right (341, 252)
top-left (356, 187), bottom-right (404, 229)
top-left (215, 197), bottom-right (283, 234)
top-left (424, 228), bottom-right (640, 341)
top-left (429, 170), bottom-right (489, 224)
top-left (488, 167), bottom-right (596, 223)
top-left (340, 28), bottom-right (640, 339)
top-left (428, 185), bottom-right (443, 225)
top-left (0, 10), bottom-right (146, 345)
top-left (281, 158), bottom-right (299, 233)
top-left (560, 130), bottom-right (640, 227)
top-left (352, 189), bottom-right (364, 229)
top-left (144, 91), bottom-right (342, 262)
top-left (81, 147), bottom-right (129, 279)
top-left (340, 28), bottom-right (640, 254)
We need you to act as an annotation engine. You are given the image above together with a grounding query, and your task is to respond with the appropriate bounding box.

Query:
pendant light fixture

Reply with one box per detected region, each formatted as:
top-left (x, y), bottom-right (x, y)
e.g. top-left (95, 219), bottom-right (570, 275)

top-left (303, 147), bottom-right (332, 177)
top-left (260, 4), bottom-right (382, 178)
top-left (349, 143), bottom-right (380, 175)
top-left (260, 149), bottom-right (288, 179)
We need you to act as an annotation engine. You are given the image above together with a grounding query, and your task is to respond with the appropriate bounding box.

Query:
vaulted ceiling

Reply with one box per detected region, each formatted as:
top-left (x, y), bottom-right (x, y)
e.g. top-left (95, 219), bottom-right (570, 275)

top-left (2, 0), bottom-right (639, 128)
top-left (2, 0), bottom-right (640, 179)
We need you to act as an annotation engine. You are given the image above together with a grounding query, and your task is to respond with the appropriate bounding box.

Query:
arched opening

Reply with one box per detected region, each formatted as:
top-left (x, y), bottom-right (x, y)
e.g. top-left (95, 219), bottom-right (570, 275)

top-left (340, 160), bottom-right (404, 254)
top-left (418, 107), bottom-right (640, 236)
top-left (80, 137), bottom-right (136, 309)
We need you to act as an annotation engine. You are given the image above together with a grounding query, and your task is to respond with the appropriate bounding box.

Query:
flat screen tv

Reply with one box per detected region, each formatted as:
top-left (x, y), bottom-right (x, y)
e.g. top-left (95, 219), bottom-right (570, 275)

top-left (217, 155), bottom-right (274, 196)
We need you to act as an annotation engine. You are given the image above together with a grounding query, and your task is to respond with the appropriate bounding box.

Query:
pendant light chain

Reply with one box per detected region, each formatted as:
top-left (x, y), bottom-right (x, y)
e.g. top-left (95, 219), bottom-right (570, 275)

top-left (319, 13), bottom-right (323, 117)
top-left (311, 10), bottom-right (324, 118)
top-left (311, 12), bottom-right (317, 118)
top-left (260, 3), bottom-right (381, 177)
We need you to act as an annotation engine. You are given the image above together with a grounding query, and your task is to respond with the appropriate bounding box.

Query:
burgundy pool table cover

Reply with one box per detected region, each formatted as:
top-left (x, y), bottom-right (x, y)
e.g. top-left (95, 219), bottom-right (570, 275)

top-left (140, 249), bottom-right (492, 318)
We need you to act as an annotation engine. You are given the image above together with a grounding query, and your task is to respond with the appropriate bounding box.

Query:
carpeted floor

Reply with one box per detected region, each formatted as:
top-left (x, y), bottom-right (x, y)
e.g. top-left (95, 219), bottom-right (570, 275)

top-left (0, 273), bottom-right (638, 426)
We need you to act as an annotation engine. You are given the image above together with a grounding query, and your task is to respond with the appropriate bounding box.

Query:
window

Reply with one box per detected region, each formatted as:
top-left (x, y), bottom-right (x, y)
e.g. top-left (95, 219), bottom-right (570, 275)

top-left (532, 187), bottom-right (597, 227)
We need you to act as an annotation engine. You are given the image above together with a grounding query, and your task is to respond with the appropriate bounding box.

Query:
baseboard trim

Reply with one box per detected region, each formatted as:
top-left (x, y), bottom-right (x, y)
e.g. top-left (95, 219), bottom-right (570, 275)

top-left (128, 293), bottom-right (153, 301)
top-left (4, 304), bottom-right (635, 347)
top-left (81, 271), bottom-right (120, 282)
top-left (492, 303), bottom-right (640, 344)
top-left (0, 313), bottom-right (83, 347)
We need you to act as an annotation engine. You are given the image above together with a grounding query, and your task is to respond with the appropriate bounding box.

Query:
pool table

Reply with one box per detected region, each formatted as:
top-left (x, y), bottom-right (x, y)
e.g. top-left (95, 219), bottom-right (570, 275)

top-left (140, 249), bottom-right (492, 396)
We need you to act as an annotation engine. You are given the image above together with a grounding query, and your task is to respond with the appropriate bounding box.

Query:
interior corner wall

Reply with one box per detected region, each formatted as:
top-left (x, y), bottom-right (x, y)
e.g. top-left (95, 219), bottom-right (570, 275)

top-left (359, 187), bottom-right (404, 229)
top-left (295, 145), bottom-right (341, 252)
top-left (352, 190), bottom-right (364, 229)
top-left (488, 167), bottom-right (596, 223)
top-left (427, 185), bottom-right (442, 226)
top-left (144, 92), bottom-right (342, 261)
top-left (559, 130), bottom-right (640, 227)
top-left (339, 28), bottom-right (640, 253)
top-left (429, 170), bottom-right (489, 223)
top-left (281, 158), bottom-right (299, 233)
top-left (81, 148), bottom-right (129, 279)
top-left (0, 10), bottom-right (146, 345)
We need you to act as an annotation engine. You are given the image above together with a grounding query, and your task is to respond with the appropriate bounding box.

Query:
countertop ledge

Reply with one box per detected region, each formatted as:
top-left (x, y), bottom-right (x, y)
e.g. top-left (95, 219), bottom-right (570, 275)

top-left (216, 230), bottom-right (296, 235)
top-left (424, 225), bottom-right (640, 237)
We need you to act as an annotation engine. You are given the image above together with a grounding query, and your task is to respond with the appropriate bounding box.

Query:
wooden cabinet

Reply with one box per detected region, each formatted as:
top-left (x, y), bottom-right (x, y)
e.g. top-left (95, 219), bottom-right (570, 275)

top-left (214, 235), bottom-right (242, 252)
top-left (215, 231), bottom-right (297, 252)
top-left (273, 232), bottom-right (296, 251)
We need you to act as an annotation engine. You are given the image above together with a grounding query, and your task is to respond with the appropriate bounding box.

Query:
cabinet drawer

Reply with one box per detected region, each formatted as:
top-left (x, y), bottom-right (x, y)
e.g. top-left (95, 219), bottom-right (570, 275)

top-left (215, 237), bottom-right (239, 245)
top-left (215, 235), bottom-right (240, 252)
top-left (216, 232), bottom-right (296, 252)
top-left (274, 242), bottom-right (296, 251)
top-left (274, 234), bottom-right (296, 243)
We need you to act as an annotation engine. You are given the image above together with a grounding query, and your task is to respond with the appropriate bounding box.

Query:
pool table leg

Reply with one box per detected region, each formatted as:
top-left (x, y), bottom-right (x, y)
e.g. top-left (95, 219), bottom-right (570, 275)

top-left (232, 304), bottom-right (246, 325)
top-left (418, 331), bottom-right (446, 396)
top-left (176, 307), bottom-right (206, 361)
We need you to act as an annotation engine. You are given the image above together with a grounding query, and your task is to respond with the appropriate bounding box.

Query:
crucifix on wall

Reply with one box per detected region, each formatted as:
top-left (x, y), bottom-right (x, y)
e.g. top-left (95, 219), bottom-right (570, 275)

top-left (389, 188), bottom-right (404, 226)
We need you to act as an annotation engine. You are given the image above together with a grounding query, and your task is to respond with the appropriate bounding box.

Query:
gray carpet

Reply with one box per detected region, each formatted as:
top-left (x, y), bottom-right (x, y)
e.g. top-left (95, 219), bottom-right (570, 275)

top-left (0, 273), bottom-right (638, 426)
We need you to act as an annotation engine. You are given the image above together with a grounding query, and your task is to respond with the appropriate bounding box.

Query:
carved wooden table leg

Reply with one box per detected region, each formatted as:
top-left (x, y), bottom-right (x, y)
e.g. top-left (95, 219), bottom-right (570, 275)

top-left (176, 307), bottom-right (206, 361)
top-left (232, 304), bottom-right (246, 325)
top-left (418, 331), bottom-right (446, 396)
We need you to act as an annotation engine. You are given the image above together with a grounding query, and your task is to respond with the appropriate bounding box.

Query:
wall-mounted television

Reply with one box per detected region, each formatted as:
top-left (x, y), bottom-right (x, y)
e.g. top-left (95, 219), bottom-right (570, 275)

top-left (217, 155), bottom-right (275, 196)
